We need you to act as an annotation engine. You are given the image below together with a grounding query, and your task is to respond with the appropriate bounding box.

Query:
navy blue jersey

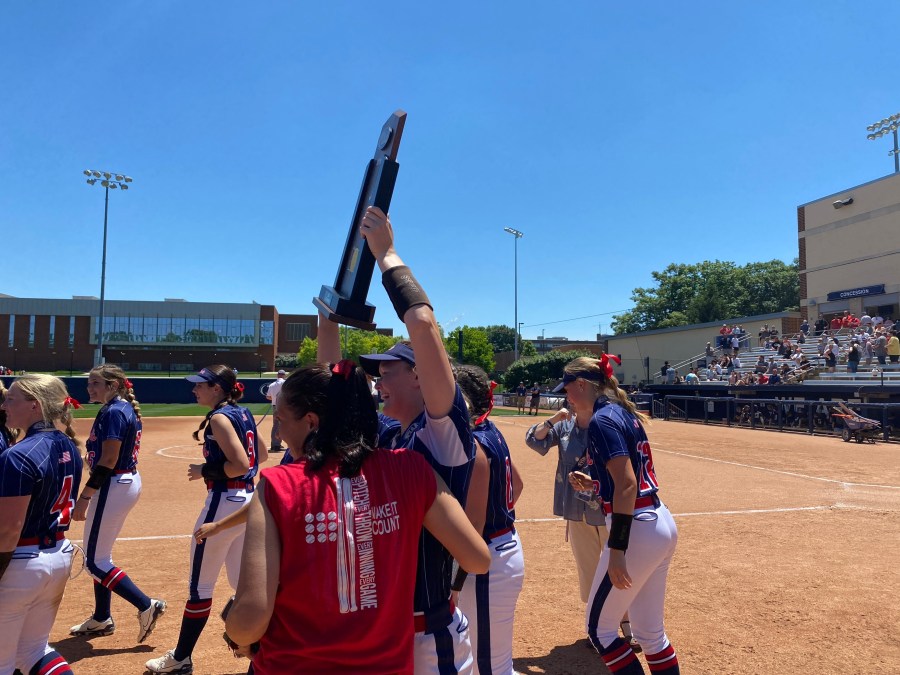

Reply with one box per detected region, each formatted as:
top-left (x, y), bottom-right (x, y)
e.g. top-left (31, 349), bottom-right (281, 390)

top-left (586, 397), bottom-right (659, 506)
top-left (86, 397), bottom-right (141, 472)
top-left (203, 404), bottom-right (260, 489)
top-left (377, 412), bottom-right (401, 448)
top-left (473, 419), bottom-right (516, 537)
top-left (380, 385), bottom-right (475, 614)
top-left (0, 422), bottom-right (82, 547)
top-left (0, 429), bottom-right (9, 454)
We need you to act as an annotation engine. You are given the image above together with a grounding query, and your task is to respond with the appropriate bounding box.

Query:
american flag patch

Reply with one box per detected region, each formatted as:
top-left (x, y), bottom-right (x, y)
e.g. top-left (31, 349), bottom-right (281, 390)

top-left (60, 451), bottom-right (71, 463)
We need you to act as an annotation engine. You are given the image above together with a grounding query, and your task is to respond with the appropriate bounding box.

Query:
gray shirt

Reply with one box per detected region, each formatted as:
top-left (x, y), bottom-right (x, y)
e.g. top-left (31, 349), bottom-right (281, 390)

top-left (525, 418), bottom-right (606, 526)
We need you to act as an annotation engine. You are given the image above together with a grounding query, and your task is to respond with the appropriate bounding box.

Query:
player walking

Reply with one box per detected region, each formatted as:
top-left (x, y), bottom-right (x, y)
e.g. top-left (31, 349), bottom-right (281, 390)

top-left (319, 206), bottom-right (477, 674)
top-left (454, 365), bottom-right (525, 675)
top-left (265, 369), bottom-right (286, 452)
top-left (0, 375), bottom-right (81, 675)
top-left (145, 365), bottom-right (267, 674)
top-left (69, 365), bottom-right (166, 643)
top-left (564, 356), bottom-right (680, 675)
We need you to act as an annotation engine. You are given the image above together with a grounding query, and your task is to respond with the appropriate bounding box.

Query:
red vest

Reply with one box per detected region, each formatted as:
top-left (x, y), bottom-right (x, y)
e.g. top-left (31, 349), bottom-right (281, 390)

top-left (254, 449), bottom-right (436, 674)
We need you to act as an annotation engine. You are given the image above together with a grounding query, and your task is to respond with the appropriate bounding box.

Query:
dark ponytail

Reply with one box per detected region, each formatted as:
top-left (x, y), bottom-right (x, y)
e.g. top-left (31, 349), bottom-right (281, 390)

top-left (192, 365), bottom-right (244, 443)
top-left (279, 360), bottom-right (378, 477)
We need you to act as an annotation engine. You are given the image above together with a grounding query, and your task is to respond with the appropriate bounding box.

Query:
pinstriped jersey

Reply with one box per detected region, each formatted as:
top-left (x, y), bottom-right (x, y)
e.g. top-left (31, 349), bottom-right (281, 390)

top-left (86, 397), bottom-right (141, 472)
top-left (586, 397), bottom-right (659, 505)
top-left (379, 385), bottom-right (475, 614)
top-left (473, 419), bottom-right (516, 537)
top-left (377, 412), bottom-right (401, 448)
top-left (203, 404), bottom-right (260, 489)
top-left (0, 422), bottom-right (82, 546)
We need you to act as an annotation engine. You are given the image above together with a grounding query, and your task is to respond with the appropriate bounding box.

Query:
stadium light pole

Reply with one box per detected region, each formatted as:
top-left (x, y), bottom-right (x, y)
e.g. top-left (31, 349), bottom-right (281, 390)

top-left (504, 227), bottom-right (524, 360)
top-left (83, 169), bottom-right (133, 366)
top-left (866, 113), bottom-right (900, 173)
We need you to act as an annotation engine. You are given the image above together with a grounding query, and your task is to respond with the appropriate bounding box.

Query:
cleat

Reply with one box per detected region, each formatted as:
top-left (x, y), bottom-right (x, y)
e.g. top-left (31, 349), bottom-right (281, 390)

top-left (145, 649), bottom-right (192, 674)
top-left (138, 598), bottom-right (167, 643)
top-left (629, 637), bottom-right (642, 654)
top-left (69, 616), bottom-right (115, 637)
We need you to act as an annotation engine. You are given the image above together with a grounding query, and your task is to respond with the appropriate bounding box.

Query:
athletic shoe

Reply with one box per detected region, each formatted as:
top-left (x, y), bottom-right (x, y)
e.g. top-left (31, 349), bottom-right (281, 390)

top-left (69, 616), bottom-right (115, 637)
top-left (145, 650), bottom-right (192, 674)
top-left (137, 599), bottom-right (167, 643)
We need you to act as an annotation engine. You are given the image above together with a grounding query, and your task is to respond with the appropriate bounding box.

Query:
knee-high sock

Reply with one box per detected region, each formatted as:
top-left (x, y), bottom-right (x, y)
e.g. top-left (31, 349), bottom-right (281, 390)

top-left (29, 651), bottom-right (74, 675)
top-left (173, 598), bottom-right (213, 662)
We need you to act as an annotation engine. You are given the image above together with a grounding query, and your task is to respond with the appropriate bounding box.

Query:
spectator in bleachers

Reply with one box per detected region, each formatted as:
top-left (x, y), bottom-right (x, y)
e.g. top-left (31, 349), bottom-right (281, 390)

top-left (768, 370), bottom-right (781, 385)
top-left (800, 319), bottom-right (809, 335)
top-left (848, 314), bottom-right (860, 329)
top-left (685, 369), bottom-right (699, 384)
top-left (754, 355), bottom-right (767, 374)
top-left (814, 316), bottom-right (827, 336)
top-left (732, 354), bottom-right (742, 370)
top-left (874, 330), bottom-right (888, 365)
top-left (888, 332), bottom-right (900, 363)
top-left (721, 354), bottom-right (733, 375)
top-left (711, 360), bottom-right (723, 381)
top-left (885, 317), bottom-right (895, 332)
top-left (758, 325), bottom-right (768, 346)
top-left (846, 342), bottom-right (861, 374)
top-left (660, 361), bottom-right (670, 378)
top-left (818, 334), bottom-right (829, 356)
top-left (862, 336), bottom-right (874, 367)
top-left (824, 341), bottom-right (838, 372)
top-left (791, 346), bottom-right (805, 367)
top-left (860, 313), bottom-right (873, 328)
top-left (731, 334), bottom-right (740, 356)
top-left (830, 315), bottom-right (842, 330)
top-left (766, 357), bottom-right (778, 375)
top-left (872, 314), bottom-right (884, 327)
top-left (728, 370), bottom-right (739, 385)
top-left (705, 342), bottom-right (714, 360)
top-left (665, 365), bottom-right (675, 384)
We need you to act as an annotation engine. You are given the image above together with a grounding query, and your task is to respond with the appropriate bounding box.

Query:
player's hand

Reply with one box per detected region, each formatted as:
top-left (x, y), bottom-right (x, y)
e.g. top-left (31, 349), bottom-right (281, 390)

top-left (359, 206), bottom-right (395, 261)
top-left (549, 407), bottom-right (573, 424)
top-left (608, 550), bottom-right (632, 590)
top-left (188, 464), bottom-right (204, 481)
top-left (72, 498), bottom-right (90, 522)
top-left (568, 470), bottom-right (592, 492)
top-left (194, 522), bottom-right (218, 543)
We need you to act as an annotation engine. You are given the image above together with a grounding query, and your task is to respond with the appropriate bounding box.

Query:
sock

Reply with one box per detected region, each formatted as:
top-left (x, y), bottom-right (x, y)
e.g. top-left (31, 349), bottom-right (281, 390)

top-left (29, 651), bottom-right (74, 675)
top-left (597, 637), bottom-right (644, 674)
top-left (645, 643), bottom-right (680, 674)
top-left (112, 573), bottom-right (151, 612)
top-left (173, 598), bottom-right (213, 662)
top-left (93, 581), bottom-right (112, 621)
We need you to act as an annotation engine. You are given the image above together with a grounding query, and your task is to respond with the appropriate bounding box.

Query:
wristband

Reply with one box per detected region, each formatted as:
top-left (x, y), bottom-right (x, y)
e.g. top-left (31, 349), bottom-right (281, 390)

top-left (607, 512), bottom-right (633, 551)
top-left (382, 265), bottom-right (433, 321)
top-left (201, 462), bottom-right (229, 482)
top-left (79, 495), bottom-right (92, 502)
top-left (544, 419), bottom-right (554, 429)
top-left (85, 465), bottom-right (115, 490)
top-left (451, 567), bottom-right (468, 592)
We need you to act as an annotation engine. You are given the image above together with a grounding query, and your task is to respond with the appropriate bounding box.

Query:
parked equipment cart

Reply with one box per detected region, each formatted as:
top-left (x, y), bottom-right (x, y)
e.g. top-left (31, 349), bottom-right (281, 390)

top-left (832, 402), bottom-right (882, 444)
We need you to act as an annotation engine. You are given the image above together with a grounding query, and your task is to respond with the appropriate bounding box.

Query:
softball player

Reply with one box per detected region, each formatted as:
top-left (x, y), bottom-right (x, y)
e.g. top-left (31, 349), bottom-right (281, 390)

top-left (317, 206), bottom-right (477, 674)
top-left (223, 360), bottom-right (489, 673)
top-left (0, 375), bottom-right (81, 675)
top-left (563, 356), bottom-right (680, 675)
top-left (145, 365), bottom-right (266, 675)
top-left (454, 365), bottom-right (525, 675)
top-left (69, 365), bottom-right (166, 643)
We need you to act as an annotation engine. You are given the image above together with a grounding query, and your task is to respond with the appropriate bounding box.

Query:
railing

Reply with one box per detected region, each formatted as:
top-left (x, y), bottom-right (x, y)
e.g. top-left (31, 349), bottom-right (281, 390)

top-left (653, 332), bottom-right (755, 382)
top-left (656, 394), bottom-right (899, 441)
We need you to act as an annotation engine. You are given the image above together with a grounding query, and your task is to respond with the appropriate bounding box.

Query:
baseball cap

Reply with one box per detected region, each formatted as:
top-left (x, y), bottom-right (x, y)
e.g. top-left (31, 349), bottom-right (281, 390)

top-left (552, 370), bottom-right (603, 393)
top-left (277, 369), bottom-right (286, 376)
top-left (186, 367), bottom-right (232, 390)
top-left (359, 343), bottom-right (416, 377)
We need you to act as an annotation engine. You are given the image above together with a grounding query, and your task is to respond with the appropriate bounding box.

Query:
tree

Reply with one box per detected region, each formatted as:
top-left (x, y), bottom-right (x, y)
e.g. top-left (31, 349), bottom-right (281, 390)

top-left (444, 326), bottom-right (495, 374)
top-left (483, 325), bottom-right (518, 353)
top-left (520, 339), bottom-right (537, 358)
top-left (611, 259), bottom-right (799, 334)
top-left (502, 349), bottom-right (597, 389)
top-left (184, 328), bottom-right (218, 344)
top-left (297, 336), bottom-right (318, 365)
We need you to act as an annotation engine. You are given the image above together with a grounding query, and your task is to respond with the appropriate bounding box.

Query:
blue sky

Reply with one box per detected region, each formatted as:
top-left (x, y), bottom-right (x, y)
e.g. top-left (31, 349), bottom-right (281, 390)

top-left (2, 1), bottom-right (897, 341)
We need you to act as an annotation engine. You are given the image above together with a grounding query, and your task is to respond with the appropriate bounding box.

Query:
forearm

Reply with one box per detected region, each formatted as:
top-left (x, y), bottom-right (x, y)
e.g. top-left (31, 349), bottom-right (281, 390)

top-left (316, 311), bottom-right (341, 363)
top-left (212, 503), bottom-right (251, 532)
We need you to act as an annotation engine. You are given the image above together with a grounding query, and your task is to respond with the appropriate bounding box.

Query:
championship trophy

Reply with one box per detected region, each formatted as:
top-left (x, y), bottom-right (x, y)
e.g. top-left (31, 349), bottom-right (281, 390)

top-left (313, 110), bottom-right (407, 330)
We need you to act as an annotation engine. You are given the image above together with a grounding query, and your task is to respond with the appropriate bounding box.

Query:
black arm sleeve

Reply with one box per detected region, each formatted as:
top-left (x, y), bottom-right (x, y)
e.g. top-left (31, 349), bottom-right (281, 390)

top-left (85, 464), bottom-right (116, 490)
top-left (201, 462), bottom-right (229, 482)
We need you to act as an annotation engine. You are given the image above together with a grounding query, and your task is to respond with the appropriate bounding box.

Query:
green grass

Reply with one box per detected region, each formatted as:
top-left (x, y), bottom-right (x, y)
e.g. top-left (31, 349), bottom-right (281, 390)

top-left (71, 403), bottom-right (272, 419)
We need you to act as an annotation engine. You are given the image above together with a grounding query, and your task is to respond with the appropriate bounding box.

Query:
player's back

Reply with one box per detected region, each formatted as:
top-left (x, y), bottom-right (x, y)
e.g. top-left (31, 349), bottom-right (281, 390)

top-left (473, 419), bottom-right (516, 537)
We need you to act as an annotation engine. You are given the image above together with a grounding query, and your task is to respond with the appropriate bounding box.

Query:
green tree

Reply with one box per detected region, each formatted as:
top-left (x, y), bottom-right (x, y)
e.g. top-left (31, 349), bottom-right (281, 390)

top-left (520, 339), bottom-right (537, 358)
top-left (502, 349), bottom-right (596, 389)
top-left (611, 259), bottom-right (799, 334)
top-left (483, 325), bottom-right (518, 353)
top-left (297, 336), bottom-right (318, 365)
top-left (444, 326), bottom-right (495, 374)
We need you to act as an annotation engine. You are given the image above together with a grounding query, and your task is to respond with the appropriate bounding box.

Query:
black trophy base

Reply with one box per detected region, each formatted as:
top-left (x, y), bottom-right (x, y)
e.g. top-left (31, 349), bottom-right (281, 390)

top-left (313, 286), bottom-right (376, 331)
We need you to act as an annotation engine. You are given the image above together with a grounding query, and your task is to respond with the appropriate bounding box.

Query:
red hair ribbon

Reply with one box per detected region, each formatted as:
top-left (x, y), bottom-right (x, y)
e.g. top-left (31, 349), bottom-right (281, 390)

top-left (598, 353), bottom-right (622, 379)
top-left (234, 382), bottom-right (245, 393)
top-left (124, 379), bottom-right (133, 390)
top-left (64, 396), bottom-right (83, 410)
top-left (474, 381), bottom-right (498, 426)
top-left (332, 359), bottom-right (355, 380)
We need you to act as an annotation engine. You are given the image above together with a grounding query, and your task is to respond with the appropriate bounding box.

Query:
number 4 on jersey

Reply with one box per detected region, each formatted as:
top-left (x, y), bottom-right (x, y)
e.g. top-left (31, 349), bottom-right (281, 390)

top-left (636, 440), bottom-right (659, 493)
top-left (52, 474), bottom-right (75, 528)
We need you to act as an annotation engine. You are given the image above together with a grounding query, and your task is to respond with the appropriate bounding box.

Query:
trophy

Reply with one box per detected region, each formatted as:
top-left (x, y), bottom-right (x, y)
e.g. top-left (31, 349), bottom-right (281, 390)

top-left (313, 110), bottom-right (407, 330)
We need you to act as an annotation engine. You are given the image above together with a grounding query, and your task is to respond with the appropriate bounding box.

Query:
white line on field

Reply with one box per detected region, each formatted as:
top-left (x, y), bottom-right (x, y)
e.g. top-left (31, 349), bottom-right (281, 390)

top-left (156, 445), bottom-right (203, 460)
top-left (653, 447), bottom-right (900, 490)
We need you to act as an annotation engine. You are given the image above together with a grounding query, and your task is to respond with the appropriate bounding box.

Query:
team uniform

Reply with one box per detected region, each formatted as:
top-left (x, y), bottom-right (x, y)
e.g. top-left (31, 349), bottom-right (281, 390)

top-left (379, 386), bottom-right (476, 675)
top-left (76, 397), bottom-right (157, 632)
top-left (266, 376), bottom-right (285, 451)
top-left (0, 422), bottom-right (81, 675)
top-left (151, 404), bottom-right (260, 672)
top-left (253, 448), bottom-right (437, 673)
top-left (584, 397), bottom-right (679, 675)
top-left (458, 419), bottom-right (524, 675)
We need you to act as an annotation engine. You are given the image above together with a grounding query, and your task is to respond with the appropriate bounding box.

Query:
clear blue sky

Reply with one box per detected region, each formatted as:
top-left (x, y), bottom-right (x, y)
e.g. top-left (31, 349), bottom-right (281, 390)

top-left (2, 2), bottom-right (897, 341)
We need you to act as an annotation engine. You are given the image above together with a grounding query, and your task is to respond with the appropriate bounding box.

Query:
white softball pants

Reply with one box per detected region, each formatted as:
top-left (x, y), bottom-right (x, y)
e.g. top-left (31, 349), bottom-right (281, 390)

top-left (414, 606), bottom-right (474, 675)
top-left (188, 487), bottom-right (251, 600)
top-left (83, 472), bottom-right (141, 581)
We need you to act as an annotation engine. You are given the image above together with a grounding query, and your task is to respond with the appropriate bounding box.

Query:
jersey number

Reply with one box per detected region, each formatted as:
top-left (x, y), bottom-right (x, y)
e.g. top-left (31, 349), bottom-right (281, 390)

top-left (504, 457), bottom-right (515, 509)
top-left (245, 430), bottom-right (256, 466)
top-left (132, 429), bottom-right (142, 465)
top-left (52, 475), bottom-right (75, 528)
top-left (636, 440), bottom-right (660, 492)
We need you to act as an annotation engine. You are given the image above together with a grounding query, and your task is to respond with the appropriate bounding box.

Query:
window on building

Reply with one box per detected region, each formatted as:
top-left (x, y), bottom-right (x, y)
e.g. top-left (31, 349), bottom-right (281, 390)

top-left (286, 322), bottom-right (311, 342)
top-left (260, 320), bottom-right (274, 345)
top-left (8, 315), bottom-right (14, 348)
top-left (28, 316), bottom-right (35, 347)
top-left (49, 316), bottom-right (56, 348)
top-left (69, 315), bottom-right (75, 348)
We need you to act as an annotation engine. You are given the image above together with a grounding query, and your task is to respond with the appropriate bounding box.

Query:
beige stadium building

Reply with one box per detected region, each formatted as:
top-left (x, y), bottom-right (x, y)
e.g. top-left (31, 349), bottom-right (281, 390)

top-left (799, 170), bottom-right (900, 323)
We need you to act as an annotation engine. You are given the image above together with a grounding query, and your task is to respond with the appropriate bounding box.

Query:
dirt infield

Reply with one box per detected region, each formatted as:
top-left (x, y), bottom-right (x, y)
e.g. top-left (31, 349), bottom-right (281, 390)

top-left (50, 413), bottom-right (900, 674)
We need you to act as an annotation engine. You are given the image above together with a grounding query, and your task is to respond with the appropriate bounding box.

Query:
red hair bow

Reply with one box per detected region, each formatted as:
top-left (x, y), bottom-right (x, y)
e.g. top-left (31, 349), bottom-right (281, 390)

top-left (474, 381), bottom-right (498, 426)
top-left (598, 353), bottom-right (622, 379)
top-left (234, 382), bottom-right (245, 393)
top-left (64, 396), bottom-right (82, 410)
top-left (332, 359), bottom-right (355, 380)
top-left (124, 379), bottom-right (133, 390)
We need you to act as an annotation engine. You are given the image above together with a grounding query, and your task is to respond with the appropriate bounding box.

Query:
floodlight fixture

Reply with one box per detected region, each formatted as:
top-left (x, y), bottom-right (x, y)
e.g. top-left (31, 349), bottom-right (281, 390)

top-left (866, 112), bottom-right (900, 173)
